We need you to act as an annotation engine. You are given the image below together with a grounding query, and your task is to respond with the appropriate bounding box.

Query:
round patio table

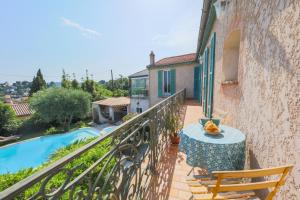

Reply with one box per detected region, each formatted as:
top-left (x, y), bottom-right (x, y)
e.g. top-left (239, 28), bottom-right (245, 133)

top-left (179, 123), bottom-right (246, 174)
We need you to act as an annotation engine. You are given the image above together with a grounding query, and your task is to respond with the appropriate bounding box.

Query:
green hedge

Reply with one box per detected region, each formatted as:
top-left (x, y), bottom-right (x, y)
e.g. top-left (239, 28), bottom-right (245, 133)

top-left (0, 137), bottom-right (114, 199)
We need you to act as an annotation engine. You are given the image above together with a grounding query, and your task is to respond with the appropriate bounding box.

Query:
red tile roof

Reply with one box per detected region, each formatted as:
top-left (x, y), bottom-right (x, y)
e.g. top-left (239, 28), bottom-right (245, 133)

top-left (153, 53), bottom-right (197, 67)
top-left (11, 103), bottom-right (33, 117)
top-left (93, 97), bottom-right (130, 107)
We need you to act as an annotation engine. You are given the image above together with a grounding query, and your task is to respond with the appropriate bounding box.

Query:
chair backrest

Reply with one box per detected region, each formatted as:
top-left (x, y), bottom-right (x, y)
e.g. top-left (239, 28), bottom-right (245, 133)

top-left (210, 165), bottom-right (293, 200)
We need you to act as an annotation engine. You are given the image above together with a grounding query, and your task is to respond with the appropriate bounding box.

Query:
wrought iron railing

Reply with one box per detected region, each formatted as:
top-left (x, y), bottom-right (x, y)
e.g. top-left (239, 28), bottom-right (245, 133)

top-left (0, 89), bottom-right (186, 200)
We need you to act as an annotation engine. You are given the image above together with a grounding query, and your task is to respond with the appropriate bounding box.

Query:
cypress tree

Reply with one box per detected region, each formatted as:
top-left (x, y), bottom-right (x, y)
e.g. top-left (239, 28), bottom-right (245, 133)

top-left (61, 69), bottom-right (72, 88)
top-left (71, 73), bottom-right (80, 89)
top-left (29, 69), bottom-right (46, 96)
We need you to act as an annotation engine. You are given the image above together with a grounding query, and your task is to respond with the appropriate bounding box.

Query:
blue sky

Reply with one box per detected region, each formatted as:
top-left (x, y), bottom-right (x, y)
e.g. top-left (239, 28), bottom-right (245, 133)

top-left (0, 0), bottom-right (203, 83)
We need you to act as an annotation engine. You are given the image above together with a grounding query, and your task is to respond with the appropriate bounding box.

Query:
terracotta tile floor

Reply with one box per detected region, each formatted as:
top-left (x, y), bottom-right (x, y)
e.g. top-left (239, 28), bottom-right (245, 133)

top-left (183, 99), bottom-right (204, 127)
top-left (143, 100), bottom-right (205, 200)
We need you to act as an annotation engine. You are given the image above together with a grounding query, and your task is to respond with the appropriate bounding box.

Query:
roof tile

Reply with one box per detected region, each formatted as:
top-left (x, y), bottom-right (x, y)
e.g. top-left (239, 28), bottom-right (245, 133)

top-left (93, 97), bottom-right (130, 107)
top-left (11, 103), bottom-right (33, 117)
top-left (153, 53), bottom-right (196, 67)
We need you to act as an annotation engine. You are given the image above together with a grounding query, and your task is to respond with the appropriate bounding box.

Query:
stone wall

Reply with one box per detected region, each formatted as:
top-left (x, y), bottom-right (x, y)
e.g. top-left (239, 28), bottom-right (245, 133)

top-left (205, 0), bottom-right (300, 199)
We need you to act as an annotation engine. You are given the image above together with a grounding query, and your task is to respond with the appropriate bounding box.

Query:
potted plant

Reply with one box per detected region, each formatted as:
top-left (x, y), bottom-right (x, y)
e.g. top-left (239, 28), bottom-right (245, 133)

top-left (165, 112), bottom-right (182, 145)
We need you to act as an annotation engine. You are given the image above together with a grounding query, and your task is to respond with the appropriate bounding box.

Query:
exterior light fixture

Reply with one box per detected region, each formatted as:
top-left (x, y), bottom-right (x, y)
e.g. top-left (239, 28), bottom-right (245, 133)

top-left (213, 0), bottom-right (229, 19)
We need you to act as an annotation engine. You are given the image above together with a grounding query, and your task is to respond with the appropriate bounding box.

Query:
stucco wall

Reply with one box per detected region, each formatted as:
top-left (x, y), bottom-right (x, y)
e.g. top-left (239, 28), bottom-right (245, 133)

top-left (202, 0), bottom-right (300, 199)
top-left (129, 98), bottom-right (149, 113)
top-left (149, 63), bottom-right (197, 106)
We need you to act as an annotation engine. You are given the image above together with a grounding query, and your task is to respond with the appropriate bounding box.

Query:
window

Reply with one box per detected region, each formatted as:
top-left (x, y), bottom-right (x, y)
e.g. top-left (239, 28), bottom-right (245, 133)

top-left (136, 108), bottom-right (142, 113)
top-left (163, 70), bottom-right (171, 95)
top-left (222, 30), bottom-right (240, 85)
top-left (131, 77), bottom-right (148, 96)
top-left (132, 78), bottom-right (146, 88)
top-left (158, 69), bottom-right (175, 97)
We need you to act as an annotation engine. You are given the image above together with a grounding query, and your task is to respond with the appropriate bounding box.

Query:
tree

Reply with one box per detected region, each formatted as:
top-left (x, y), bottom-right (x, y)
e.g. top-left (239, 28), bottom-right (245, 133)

top-left (99, 80), bottom-right (106, 85)
top-left (0, 102), bottom-right (18, 136)
top-left (106, 75), bottom-right (129, 91)
top-left (29, 69), bottom-right (46, 96)
top-left (95, 84), bottom-right (113, 100)
top-left (81, 70), bottom-right (97, 99)
top-left (71, 73), bottom-right (80, 89)
top-left (30, 88), bottom-right (91, 131)
top-left (47, 81), bottom-right (57, 88)
top-left (61, 70), bottom-right (72, 89)
top-left (113, 89), bottom-right (128, 97)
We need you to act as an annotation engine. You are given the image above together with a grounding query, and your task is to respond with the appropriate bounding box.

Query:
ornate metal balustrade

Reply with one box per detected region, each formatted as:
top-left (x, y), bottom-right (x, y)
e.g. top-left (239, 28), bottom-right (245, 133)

top-left (0, 89), bottom-right (186, 200)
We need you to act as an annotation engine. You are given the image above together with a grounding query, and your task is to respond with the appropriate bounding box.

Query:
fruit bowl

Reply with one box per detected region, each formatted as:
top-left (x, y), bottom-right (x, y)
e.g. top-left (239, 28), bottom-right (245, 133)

top-left (200, 118), bottom-right (220, 127)
top-left (203, 120), bottom-right (221, 135)
top-left (204, 128), bottom-right (221, 135)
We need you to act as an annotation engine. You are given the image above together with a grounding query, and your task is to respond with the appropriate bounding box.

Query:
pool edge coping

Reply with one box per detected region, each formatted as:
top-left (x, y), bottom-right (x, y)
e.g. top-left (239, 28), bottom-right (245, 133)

top-left (0, 127), bottom-right (100, 149)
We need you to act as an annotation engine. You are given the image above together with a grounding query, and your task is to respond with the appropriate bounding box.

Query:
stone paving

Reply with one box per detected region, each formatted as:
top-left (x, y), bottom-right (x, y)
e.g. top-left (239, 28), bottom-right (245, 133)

top-left (143, 100), bottom-right (205, 200)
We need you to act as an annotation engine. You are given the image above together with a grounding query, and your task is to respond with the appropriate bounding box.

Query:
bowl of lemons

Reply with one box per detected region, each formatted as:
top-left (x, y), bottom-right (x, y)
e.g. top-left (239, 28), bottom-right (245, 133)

top-left (203, 120), bottom-right (221, 135)
top-left (200, 118), bottom-right (220, 127)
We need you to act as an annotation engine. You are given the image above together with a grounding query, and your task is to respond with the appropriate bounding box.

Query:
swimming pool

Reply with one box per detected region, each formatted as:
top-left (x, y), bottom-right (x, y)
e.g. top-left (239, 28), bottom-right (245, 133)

top-left (100, 126), bottom-right (117, 134)
top-left (0, 127), bottom-right (114, 174)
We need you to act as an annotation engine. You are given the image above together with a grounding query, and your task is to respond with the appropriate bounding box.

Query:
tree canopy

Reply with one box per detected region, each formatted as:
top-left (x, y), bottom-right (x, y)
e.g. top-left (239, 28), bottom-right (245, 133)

top-left (29, 69), bottom-right (46, 96)
top-left (0, 102), bottom-right (18, 136)
top-left (71, 73), bottom-right (80, 89)
top-left (106, 75), bottom-right (129, 91)
top-left (30, 88), bottom-right (91, 131)
top-left (61, 70), bottom-right (72, 89)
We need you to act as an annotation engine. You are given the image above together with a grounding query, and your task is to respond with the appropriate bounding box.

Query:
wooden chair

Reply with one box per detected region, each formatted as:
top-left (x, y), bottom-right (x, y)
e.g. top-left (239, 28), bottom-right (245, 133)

top-left (187, 165), bottom-right (293, 200)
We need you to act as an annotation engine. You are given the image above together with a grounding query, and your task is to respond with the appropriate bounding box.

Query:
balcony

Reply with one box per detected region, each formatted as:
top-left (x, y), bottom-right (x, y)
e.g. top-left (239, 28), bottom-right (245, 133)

top-left (130, 88), bottom-right (149, 98)
top-left (1, 89), bottom-right (198, 200)
top-left (0, 91), bottom-right (286, 200)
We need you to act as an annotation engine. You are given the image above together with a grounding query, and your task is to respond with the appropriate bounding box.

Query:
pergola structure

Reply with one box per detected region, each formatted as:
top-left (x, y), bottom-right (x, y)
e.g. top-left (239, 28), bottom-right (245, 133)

top-left (92, 97), bottom-right (130, 123)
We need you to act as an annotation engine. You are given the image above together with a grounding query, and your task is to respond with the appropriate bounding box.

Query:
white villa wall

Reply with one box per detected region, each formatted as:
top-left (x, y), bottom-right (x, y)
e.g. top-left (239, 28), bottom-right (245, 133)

top-left (130, 98), bottom-right (149, 113)
top-left (92, 103), bottom-right (109, 124)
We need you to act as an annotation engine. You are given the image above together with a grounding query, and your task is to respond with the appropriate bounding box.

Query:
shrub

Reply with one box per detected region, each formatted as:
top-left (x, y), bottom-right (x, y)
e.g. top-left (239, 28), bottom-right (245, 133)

top-left (30, 88), bottom-right (91, 131)
top-left (16, 114), bottom-right (51, 136)
top-left (44, 127), bottom-right (60, 135)
top-left (165, 112), bottom-right (183, 137)
top-left (112, 89), bottom-right (128, 97)
top-left (0, 102), bottom-right (19, 136)
top-left (75, 121), bottom-right (87, 128)
top-left (122, 113), bottom-right (138, 122)
top-left (0, 137), bottom-right (114, 199)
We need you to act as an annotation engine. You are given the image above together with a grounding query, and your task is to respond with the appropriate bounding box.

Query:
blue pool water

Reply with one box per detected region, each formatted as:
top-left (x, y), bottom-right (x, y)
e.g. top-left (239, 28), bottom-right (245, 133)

top-left (101, 126), bottom-right (117, 134)
top-left (0, 127), bottom-right (114, 174)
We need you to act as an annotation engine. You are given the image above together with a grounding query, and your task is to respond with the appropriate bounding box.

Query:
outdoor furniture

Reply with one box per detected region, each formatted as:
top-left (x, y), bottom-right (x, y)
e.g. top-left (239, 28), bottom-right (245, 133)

top-left (179, 123), bottom-right (245, 174)
top-left (186, 165), bottom-right (293, 200)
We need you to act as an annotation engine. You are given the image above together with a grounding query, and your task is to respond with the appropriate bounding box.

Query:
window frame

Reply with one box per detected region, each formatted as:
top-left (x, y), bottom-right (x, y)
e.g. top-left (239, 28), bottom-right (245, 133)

top-left (162, 70), bottom-right (171, 96)
top-left (136, 107), bottom-right (142, 113)
top-left (131, 77), bottom-right (148, 97)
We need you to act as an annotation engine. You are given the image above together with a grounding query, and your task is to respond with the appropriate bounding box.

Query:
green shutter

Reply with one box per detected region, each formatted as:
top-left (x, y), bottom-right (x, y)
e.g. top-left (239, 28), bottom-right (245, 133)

top-left (208, 32), bottom-right (216, 118)
top-left (203, 48), bottom-right (209, 116)
top-left (157, 70), bottom-right (163, 97)
top-left (170, 69), bottom-right (176, 95)
top-left (199, 64), bottom-right (203, 105)
top-left (194, 66), bottom-right (200, 99)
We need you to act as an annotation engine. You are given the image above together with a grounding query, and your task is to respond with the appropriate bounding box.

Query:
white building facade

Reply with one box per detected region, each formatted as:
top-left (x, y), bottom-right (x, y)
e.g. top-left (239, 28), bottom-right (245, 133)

top-left (128, 69), bottom-right (149, 113)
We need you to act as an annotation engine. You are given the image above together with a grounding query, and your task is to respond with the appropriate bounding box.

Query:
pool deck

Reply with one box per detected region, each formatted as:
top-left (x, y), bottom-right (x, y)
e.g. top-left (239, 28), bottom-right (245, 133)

top-left (92, 123), bottom-right (116, 131)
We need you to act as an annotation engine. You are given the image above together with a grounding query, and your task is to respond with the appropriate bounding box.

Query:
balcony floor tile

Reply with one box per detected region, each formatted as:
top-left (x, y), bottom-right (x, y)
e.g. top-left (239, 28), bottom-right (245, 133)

top-left (143, 100), bottom-right (205, 200)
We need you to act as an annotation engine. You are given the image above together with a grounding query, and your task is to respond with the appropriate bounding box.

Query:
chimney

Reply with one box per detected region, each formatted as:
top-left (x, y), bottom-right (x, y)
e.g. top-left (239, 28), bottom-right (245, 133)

top-left (150, 51), bottom-right (155, 65)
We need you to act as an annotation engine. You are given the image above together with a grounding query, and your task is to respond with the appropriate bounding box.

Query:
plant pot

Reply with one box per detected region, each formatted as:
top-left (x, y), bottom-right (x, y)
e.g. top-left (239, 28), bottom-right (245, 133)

top-left (170, 135), bottom-right (180, 145)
